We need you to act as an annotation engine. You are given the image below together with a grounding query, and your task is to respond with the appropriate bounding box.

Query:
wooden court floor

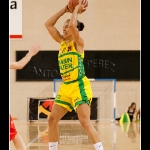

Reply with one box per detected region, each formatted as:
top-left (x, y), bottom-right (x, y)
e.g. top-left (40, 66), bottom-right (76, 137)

top-left (10, 120), bottom-right (141, 150)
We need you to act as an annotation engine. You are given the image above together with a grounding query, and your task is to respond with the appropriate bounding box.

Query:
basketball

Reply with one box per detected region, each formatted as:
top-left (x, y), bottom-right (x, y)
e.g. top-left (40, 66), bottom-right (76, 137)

top-left (68, 0), bottom-right (88, 13)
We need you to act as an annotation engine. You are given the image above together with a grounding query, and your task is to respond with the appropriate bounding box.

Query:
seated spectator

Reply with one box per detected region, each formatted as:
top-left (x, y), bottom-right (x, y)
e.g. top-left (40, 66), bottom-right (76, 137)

top-left (111, 102), bottom-right (137, 122)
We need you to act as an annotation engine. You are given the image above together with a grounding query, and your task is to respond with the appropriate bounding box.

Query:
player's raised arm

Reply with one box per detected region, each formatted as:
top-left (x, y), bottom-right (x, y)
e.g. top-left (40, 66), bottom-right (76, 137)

top-left (68, 0), bottom-right (87, 49)
top-left (45, 6), bottom-right (71, 43)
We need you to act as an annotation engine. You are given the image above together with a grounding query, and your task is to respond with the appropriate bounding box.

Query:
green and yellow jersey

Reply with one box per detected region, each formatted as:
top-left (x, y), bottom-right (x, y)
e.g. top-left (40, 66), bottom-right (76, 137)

top-left (58, 40), bottom-right (85, 83)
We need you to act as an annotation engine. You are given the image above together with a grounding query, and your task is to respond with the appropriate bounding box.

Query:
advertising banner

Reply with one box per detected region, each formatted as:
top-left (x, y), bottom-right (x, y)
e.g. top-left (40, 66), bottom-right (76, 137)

top-left (28, 97), bottom-right (98, 121)
top-left (9, 0), bottom-right (22, 39)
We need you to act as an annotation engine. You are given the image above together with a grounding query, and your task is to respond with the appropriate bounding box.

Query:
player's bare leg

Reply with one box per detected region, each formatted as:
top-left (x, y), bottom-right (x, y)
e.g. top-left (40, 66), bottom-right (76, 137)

top-left (77, 103), bottom-right (104, 150)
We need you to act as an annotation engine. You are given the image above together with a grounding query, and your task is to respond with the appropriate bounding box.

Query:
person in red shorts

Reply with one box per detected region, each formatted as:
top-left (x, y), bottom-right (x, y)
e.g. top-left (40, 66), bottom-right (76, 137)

top-left (10, 115), bottom-right (17, 141)
top-left (10, 43), bottom-right (41, 150)
top-left (10, 114), bottom-right (26, 150)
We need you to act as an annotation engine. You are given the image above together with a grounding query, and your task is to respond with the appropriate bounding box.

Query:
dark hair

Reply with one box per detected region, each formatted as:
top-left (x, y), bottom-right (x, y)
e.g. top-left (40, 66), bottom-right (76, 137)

top-left (77, 20), bottom-right (84, 31)
top-left (129, 102), bottom-right (136, 112)
top-left (66, 19), bottom-right (85, 31)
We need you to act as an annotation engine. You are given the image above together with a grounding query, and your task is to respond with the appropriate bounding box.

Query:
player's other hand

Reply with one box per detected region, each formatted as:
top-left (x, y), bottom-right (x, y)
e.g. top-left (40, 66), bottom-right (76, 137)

top-left (65, 5), bottom-right (72, 13)
top-left (75, 0), bottom-right (87, 14)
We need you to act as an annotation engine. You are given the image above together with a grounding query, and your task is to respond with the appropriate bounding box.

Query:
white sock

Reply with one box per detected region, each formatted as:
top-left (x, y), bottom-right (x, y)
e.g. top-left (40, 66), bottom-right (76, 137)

top-left (94, 142), bottom-right (104, 150)
top-left (48, 142), bottom-right (58, 150)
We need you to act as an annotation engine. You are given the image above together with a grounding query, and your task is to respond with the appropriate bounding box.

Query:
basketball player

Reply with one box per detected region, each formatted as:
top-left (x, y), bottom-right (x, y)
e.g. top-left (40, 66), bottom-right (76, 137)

top-left (45, 0), bottom-right (104, 150)
top-left (10, 43), bottom-right (41, 150)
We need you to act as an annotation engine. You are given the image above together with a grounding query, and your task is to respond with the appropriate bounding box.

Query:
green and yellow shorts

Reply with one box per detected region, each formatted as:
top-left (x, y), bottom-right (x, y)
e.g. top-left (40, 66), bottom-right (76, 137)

top-left (54, 76), bottom-right (93, 112)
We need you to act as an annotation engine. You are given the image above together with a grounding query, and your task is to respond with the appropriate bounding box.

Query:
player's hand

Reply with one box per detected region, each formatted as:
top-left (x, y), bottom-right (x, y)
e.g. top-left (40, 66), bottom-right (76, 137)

top-left (29, 43), bottom-right (42, 56)
top-left (65, 5), bottom-right (72, 13)
top-left (79, 0), bottom-right (88, 6)
top-left (75, 0), bottom-right (87, 14)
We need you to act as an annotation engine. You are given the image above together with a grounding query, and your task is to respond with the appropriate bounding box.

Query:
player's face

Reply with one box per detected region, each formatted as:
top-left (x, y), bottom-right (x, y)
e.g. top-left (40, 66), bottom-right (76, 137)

top-left (63, 21), bottom-right (71, 38)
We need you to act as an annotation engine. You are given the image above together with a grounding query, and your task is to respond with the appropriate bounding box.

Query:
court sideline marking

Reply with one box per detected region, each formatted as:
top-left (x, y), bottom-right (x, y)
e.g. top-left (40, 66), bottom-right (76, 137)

top-left (25, 128), bottom-right (48, 148)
